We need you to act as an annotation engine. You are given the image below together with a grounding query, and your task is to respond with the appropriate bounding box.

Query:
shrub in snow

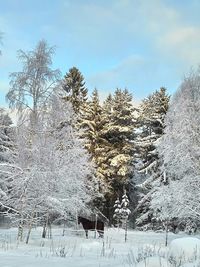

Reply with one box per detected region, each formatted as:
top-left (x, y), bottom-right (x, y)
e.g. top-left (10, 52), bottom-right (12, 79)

top-left (185, 219), bottom-right (197, 235)
top-left (113, 192), bottom-right (131, 241)
top-left (137, 256), bottom-right (169, 267)
top-left (121, 191), bottom-right (131, 242)
top-left (113, 198), bottom-right (121, 227)
top-left (136, 244), bottom-right (166, 262)
top-left (121, 191), bottom-right (131, 224)
top-left (168, 237), bottom-right (200, 265)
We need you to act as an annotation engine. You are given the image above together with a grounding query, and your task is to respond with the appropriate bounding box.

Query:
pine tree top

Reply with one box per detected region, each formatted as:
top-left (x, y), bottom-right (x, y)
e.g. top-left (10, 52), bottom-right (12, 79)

top-left (62, 67), bottom-right (88, 113)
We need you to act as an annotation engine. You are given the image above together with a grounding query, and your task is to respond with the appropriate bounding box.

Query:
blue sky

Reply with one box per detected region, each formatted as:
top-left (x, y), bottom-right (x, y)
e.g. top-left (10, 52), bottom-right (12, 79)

top-left (1, 0), bottom-right (200, 106)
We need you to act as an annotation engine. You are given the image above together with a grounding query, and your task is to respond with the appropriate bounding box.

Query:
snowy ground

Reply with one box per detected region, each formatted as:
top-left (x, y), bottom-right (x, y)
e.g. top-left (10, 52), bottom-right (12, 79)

top-left (0, 226), bottom-right (199, 267)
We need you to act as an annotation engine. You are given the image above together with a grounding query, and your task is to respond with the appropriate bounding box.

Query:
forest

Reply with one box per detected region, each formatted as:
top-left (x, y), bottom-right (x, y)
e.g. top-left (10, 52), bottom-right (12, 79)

top-left (1, 39), bottom-right (200, 245)
top-left (2, 0), bottom-right (200, 264)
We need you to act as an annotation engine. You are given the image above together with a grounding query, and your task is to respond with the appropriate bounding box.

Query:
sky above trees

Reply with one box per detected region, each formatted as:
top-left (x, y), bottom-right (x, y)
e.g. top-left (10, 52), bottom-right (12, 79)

top-left (1, 0), bottom-right (200, 106)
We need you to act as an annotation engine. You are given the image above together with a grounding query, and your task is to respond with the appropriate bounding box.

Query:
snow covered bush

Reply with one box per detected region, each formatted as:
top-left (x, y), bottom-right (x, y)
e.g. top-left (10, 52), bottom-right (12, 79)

top-left (113, 198), bottom-right (121, 227)
top-left (121, 191), bottom-right (131, 225)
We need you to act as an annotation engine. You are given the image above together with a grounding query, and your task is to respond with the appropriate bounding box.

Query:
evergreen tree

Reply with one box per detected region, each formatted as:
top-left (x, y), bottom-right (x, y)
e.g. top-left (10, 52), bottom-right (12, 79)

top-left (121, 191), bottom-right (131, 224)
top-left (62, 67), bottom-right (88, 113)
top-left (113, 193), bottom-right (131, 230)
top-left (135, 87), bottom-right (170, 230)
top-left (0, 109), bottom-right (14, 163)
top-left (103, 89), bottom-right (135, 190)
top-left (92, 94), bottom-right (115, 211)
top-left (79, 89), bottom-right (108, 209)
top-left (113, 198), bottom-right (121, 227)
top-left (101, 89), bottom-right (136, 219)
top-left (0, 109), bottom-right (15, 199)
top-left (102, 94), bottom-right (113, 120)
top-left (121, 191), bottom-right (131, 242)
top-left (81, 89), bottom-right (102, 155)
top-left (136, 88), bottom-right (169, 176)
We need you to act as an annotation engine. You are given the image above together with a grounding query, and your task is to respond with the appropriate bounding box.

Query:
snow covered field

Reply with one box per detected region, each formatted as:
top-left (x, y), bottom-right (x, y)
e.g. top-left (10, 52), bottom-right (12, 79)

top-left (0, 227), bottom-right (200, 267)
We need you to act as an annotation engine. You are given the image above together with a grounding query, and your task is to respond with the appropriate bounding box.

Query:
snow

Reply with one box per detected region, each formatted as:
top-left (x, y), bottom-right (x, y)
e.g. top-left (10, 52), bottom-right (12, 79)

top-left (137, 256), bottom-right (169, 267)
top-left (168, 237), bottom-right (200, 264)
top-left (180, 263), bottom-right (200, 267)
top-left (1, 227), bottom-right (200, 267)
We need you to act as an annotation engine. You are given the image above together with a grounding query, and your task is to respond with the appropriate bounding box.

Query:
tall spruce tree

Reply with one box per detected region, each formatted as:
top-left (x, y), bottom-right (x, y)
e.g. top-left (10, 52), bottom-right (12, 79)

top-left (62, 72), bottom-right (104, 212)
top-left (79, 89), bottom-right (107, 208)
top-left (104, 89), bottom-right (135, 189)
top-left (94, 94), bottom-right (115, 206)
top-left (81, 89), bottom-right (102, 155)
top-left (101, 89), bottom-right (136, 219)
top-left (62, 67), bottom-right (88, 113)
top-left (135, 87), bottom-right (170, 230)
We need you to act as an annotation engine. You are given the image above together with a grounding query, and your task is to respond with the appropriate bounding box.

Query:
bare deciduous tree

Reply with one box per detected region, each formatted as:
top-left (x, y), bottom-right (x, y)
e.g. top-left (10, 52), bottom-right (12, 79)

top-left (6, 40), bottom-right (61, 126)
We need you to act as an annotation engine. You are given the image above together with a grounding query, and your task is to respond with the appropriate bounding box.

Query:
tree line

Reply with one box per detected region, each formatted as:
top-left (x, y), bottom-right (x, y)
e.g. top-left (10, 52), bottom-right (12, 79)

top-left (0, 39), bottom-right (199, 239)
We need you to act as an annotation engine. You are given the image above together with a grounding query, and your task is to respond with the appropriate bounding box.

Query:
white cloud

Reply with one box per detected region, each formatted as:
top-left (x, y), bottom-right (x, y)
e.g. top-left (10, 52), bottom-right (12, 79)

top-left (157, 26), bottom-right (200, 66)
top-left (137, 0), bottom-right (200, 67)
top-left (87, 54), bottom-right (144, 86)
top-left (59, 0), bottom-right (200, 68)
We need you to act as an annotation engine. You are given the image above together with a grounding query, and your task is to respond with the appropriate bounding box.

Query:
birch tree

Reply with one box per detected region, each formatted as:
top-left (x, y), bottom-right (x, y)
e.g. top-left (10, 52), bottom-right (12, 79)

top-left (1, 96), bottom-right (95, 242)
top-left (6, 40), bottom-right (61, 127)
top-left (151, 68), bottom-right (200, 231)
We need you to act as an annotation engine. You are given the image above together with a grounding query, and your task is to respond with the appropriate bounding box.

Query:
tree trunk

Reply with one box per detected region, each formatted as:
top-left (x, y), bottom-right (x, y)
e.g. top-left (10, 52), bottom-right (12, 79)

top-left (165, 220), bottom-right (169, 246)
top-left (42, 214), bottom-right (52, 239)
top-left (47, 223), bottom-right (52, 239)
top-left (62, 221), bottom-right (66, 236)
top-left (125, 220), bottom-right (128, 242)
top-left (94, 214), bottom-right (98, 239)
top-left (42, 219), bottom-right (47, 238)
top-left (76, 210), bottom-right (79, 230)
top-left (26, 224), bottom-right (32, 244)
top-left (17, 220), bottom-right (24, 242)
top-left (26, 211), bottom-right (35, 244)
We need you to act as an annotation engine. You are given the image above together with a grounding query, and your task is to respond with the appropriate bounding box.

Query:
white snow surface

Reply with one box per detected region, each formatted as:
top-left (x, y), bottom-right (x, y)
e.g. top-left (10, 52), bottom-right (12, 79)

top-left (137, 256), bottom-right (169, 267)
top-left (180, 263), bottom-right (200, 267)
top-left (168, 237), bottom-right (200, 264)
top-left (0, 227), bottom-right (200, 267)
